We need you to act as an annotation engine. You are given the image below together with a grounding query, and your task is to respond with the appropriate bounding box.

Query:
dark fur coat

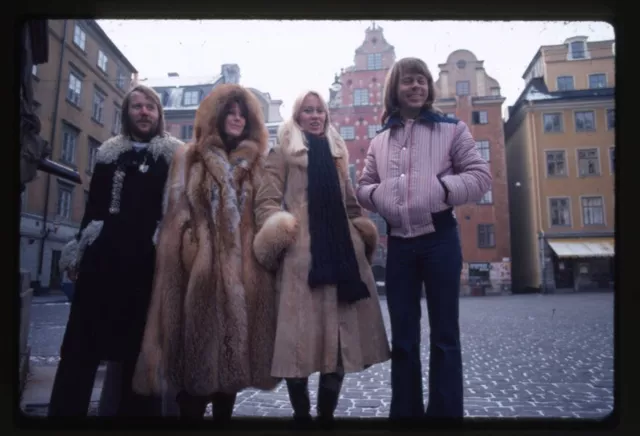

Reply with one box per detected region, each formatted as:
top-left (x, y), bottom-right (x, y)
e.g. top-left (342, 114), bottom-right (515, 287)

top-left (133, 84), bottom-right (280, 396)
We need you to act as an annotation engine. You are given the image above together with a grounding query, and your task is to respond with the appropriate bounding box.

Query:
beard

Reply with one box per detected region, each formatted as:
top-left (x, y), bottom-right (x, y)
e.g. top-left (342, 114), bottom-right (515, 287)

top-left (129, 120), bottom-right (159, 142)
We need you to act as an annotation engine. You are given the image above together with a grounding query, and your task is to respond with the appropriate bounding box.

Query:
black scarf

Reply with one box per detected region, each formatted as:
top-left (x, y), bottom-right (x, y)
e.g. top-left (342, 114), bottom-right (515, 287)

top-left (306, 132), bottom-right (370, 305)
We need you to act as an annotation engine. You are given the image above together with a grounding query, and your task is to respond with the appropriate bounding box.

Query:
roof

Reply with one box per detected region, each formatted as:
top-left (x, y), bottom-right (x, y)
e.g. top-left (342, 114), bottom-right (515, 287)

top-left (143, 74), bottom-right (223, 88)
top-left (504, 77), bottom-right (614, 138)
top-left (87, 20), bottom-right (138, 74)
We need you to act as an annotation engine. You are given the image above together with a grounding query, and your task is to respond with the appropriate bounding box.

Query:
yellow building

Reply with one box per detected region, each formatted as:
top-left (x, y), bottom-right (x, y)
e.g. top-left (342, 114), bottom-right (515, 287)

top-left (504, 36), bottom-right (615, 293)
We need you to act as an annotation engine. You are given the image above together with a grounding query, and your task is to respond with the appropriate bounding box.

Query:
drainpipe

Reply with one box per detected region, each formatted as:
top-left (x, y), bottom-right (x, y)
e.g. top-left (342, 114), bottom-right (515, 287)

top-left (36, 19), bottom-right (67, 292)
top-left (538, 231), bottom-right (546, 294)
top-left (527, 101), bottom-right (546, 293)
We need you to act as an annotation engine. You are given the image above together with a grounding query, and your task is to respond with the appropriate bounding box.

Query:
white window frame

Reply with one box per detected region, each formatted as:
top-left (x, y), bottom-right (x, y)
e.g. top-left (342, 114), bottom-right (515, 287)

top-left (475, 140), bottom-right (490, 162)
top-left (548, 196), bottom-right (572, 227)
top-left (576, 147), bottom-right (601, 177)
top-left (67, 73), bottom-right (82, 106)
top-left (574, 110), bottom-right (596, 132)
top-left (580, 195), bottom-right (605, 226)
top-left (340, 126), bottom-right (355, 140)
top-left (61, 125), bottom-right (78, 164)
top-left (57, 183), bottom-right (74, 219)
top-left (545, 149), bottom-right (568, 177)
top-left (353, 89), bottom-right (369, 106)
top-left (73, 25), bottom-right (86, 50)
top-left (92, 89), bottom-right (106, 123)
top-left (183, 90), bottom-right (200, 106)
top-left (98, 50), bottom-right (108, 72)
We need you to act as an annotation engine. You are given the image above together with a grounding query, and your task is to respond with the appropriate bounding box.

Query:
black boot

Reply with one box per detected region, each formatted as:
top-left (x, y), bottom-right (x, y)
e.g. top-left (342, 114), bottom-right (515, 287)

top-left (285, 378), bottom-right (312, 428)
top-left (211, 392), bottom-right (237, 425)
top-left (316, 372), bottom-right (344, 428)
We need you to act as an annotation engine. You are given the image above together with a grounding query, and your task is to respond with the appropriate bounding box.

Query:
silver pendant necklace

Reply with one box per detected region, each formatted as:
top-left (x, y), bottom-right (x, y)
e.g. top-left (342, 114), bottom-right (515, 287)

top-left (138, 155), bottom-right (149, 173)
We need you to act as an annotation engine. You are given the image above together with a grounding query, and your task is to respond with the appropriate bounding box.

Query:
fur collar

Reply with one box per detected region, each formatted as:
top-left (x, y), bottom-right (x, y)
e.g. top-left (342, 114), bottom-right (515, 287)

top-left (276, 120), bottom-right (348, 168)
top-left (96, 134), bottom-right (183, 165)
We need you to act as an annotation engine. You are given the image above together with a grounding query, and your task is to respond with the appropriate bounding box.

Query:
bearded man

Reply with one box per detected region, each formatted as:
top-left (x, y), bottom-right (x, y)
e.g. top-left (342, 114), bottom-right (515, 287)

top-left (49, 85), bottom-right (183, 416)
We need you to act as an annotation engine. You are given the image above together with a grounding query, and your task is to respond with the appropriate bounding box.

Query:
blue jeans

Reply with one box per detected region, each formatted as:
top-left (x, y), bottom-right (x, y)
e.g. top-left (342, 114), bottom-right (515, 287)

top-left (385, 209), bottom-right (463, 419)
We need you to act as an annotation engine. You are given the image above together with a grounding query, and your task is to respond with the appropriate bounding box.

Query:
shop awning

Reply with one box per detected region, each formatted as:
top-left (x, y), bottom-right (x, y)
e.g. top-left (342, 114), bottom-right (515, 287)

top-left (547, 238), bottom-right (615, 258)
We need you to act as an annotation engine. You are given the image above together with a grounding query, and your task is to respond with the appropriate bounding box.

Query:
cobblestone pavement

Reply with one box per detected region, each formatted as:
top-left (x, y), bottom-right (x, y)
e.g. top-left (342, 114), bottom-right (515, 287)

top-left (24, 292), bottom-right (614, 419)
top-left (221, 292), bottom-right (614, 419)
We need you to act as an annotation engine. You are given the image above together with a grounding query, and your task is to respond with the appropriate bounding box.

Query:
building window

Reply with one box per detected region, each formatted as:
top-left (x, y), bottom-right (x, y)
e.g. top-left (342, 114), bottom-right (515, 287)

top-left (549, 197), bottom-right (571, 226)
top-left (183, 90), bottom-right (200, 106)
top-left (368, 124), bottom-right (381, 138)
top-left (73, 25), bottom-right (86, 50)
top-left (589, 73), bottom-right (607, 89)
top-left (607, 108), bottom-right (614, 130)
top-left (610, 147), bottom-right (615, 173)
top-left (577, 148), bottom-right (600, 177)
top-left (348, 164), bottom-right (356, 185)
top-left (478, 189), bottom-right (492, 205)
top-left (340, 126), bottom-right (355, 140)
top-left (582, 196), bottom-right (604, 225)
top-left (546, 150), bottom-right (567, 177)
top-left (574, 110), bottom-right (595, 132)
top-left (61, 124), bottom-right (79, 164)
top-left (92, 89), bottom-right (106, 123)
top-left (475, 140), bottom-right (490, 162)
top-left (472, 111), bottom-right (488, 125)
top-left (181, 124), bottom-right (194, 140)
top-left (67, 73), bottom-right (82, 106)
top-left (367, 53), bottom-right (382, 70)
top-left (543, 113), bottom-right (563, 133)
top-left (353, 89), bottom-right (369, 106)
top-left (490, 87), bottom-right (500, 96)
top-left (477, 224), bottom-right (495, 248)
top-left (87, 137), bottom-right (100, 173)
top-left (97, 50), bottom-right (108, 72)
top-left (56, 183), bottom-right (74, 219)
top-left (569, 40), bottom-right (586, 59)
top-left (113, 107), bottom-right (122, 135)
top-left (116, 69), bottom-right (126, 89)
top-left (556, 76), bottom-right (574, 91)
top-left (456, 81), bottom-right (470, 96)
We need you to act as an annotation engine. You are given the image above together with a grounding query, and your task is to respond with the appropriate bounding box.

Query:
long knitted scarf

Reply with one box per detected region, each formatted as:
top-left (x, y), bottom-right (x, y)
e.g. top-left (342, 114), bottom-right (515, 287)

top-left (305, 132), bottom-right (370, 305)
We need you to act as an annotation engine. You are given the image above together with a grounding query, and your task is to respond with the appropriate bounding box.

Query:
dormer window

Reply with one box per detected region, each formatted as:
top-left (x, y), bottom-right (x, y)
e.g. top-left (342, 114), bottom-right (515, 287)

top-left (569, 40), bottom-right (586, 60)
top-left (183, 90), bottom-right (202, 106)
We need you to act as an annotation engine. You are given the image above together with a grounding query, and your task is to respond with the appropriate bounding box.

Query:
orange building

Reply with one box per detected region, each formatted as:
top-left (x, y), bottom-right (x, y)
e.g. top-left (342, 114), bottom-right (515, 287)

top-left (434, 49), bottom-right (512, 296)
top-left (504, 36), bottom-right (615, 293)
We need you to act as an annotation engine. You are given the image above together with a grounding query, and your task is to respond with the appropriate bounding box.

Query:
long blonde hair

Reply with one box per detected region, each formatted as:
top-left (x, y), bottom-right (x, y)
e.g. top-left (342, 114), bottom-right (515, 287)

top-left (278, 90), bottom-right (345, 158)
top-left (381, 57), bottom-right (442, 125)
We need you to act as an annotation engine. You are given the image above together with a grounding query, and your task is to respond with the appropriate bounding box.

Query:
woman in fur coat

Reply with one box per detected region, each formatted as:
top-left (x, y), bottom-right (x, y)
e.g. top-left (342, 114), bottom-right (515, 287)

top-left (253, 90), bottom-right (391, 425)
top-left (132, 84), bottom-right (280, 420)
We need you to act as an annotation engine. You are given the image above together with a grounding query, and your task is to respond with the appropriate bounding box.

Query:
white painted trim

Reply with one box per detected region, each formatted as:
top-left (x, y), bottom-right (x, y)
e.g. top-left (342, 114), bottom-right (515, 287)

top-left (543, 148), bottom-right (570, 178)
top-left (541, 111), bottom-right (565, 134)
top-left (547, 195), bottom-right (573, 229)
top-left (575, 146), bottom-right (602, 178)
top-left (572, 108), bottom-right (597, 133)
top-left (578, 194), bottom-right (606, 227)
top-left (587, 72), bottom-right (608, 89)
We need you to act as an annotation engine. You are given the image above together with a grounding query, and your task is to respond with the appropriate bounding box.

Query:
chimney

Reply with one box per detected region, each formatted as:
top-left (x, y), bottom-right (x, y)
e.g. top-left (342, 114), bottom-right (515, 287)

top-left (168, 72), bottom-right (179, 78)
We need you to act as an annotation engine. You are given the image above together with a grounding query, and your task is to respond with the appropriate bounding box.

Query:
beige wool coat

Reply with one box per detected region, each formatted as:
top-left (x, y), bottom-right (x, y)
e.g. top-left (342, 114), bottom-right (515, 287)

top-left (133, 84), bottom-right (280, 397)
top-left (253, 121), bottom-right (391, 379)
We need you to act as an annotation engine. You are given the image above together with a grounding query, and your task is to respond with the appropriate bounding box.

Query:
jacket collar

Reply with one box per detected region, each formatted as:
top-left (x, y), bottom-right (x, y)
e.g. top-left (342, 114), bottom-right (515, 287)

top-left (379, 108), bottom-right (441, 133)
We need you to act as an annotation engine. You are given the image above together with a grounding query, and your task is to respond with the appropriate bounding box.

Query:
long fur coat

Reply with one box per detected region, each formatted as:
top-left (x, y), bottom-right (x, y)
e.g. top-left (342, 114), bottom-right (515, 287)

top-left (252, 120), bottom-right (391, 378)
top-left (133, 84), bottom-right (280, 396)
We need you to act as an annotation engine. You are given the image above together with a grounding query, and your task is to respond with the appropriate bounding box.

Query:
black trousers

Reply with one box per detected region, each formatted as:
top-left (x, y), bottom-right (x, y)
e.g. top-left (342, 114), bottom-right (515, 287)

top-left (175, 391), bottom-right (237, 420)
top-left (385, 209), bottom-right (464, 419)
top-left (48, 354), bottom-right (161, 417)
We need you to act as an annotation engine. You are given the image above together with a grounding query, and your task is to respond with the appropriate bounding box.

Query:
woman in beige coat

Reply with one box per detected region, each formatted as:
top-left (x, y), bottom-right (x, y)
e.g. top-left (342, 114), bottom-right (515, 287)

top-left (253, 90), bottom-right (390, 426)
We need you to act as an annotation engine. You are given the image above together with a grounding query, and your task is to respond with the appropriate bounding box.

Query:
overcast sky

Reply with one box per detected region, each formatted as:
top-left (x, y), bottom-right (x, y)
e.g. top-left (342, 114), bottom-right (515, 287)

top-left (96, 20), bottom-right (614, 119)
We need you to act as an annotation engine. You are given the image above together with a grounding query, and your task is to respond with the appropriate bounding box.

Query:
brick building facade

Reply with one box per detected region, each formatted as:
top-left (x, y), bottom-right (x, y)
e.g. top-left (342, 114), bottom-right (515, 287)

top-left (435, 50), bottom-right (512, 295)
top-left (328, 23), bottom-right (396, 270)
